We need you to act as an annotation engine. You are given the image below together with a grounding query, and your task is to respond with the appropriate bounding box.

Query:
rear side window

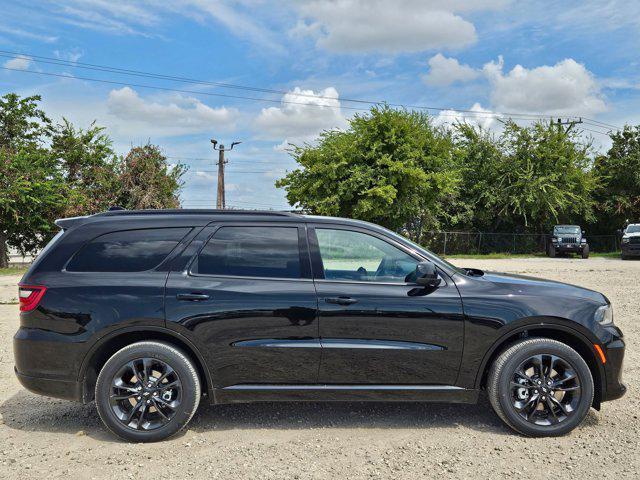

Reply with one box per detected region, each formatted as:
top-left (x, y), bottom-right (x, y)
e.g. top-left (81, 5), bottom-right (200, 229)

top-left (66, 228), bottom-right (190, 272)
top-left (193, 226), bottom-right (301, 278)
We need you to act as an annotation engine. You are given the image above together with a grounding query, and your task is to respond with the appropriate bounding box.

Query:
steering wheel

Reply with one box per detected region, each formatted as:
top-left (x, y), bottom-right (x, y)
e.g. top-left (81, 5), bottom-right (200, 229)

top-left (356, 266), bottom-right (368, 279)
top-left (374, 257), bottom-right (398, 280)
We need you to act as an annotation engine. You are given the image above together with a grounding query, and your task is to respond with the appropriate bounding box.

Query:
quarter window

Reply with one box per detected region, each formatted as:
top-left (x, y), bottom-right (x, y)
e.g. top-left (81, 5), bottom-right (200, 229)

top-left (315, 228), bottom-right (418, 283)
top-left (66, 228), bottom-right (190, 272)
top-left (193, 226), bottom-right (301, 279)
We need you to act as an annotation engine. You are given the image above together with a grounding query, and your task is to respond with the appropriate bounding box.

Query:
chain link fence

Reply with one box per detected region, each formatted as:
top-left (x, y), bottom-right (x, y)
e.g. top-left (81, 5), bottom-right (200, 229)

top-left (420, 232), bottom-right (619, 255)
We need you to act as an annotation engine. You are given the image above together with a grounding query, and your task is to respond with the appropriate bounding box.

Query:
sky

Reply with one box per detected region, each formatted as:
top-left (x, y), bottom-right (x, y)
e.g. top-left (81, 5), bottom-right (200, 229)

top-left (1, 0), bottom-right (640, 210)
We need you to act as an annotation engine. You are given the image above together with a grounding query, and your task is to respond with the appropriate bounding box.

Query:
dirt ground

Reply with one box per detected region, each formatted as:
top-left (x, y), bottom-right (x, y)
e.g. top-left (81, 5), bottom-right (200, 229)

top-left (0, 257), bottom-right (638, 479)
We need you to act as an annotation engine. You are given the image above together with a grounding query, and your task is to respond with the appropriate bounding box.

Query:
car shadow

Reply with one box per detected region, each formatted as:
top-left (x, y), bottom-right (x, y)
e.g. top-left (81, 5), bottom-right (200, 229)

top-left (0, 390), bottom-right (600, 442)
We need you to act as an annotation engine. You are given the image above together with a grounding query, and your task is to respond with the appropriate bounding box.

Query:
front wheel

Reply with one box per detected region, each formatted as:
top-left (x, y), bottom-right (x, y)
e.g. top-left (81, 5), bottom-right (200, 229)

top-left (95, 341), bottom-right (201, 442)
top-left (582, 245), bottom-right (590, 259)
top-left (487, 338), bottom-right (594, 437)
top-left (548, 244), bottom-right (556, 258)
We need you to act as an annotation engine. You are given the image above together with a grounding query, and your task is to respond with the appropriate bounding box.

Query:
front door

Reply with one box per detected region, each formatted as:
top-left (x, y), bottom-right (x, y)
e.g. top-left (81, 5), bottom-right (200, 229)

top-left (164, 223), bottom-right (320, 388)
top-left (310, 225), bottom-right (464, 385)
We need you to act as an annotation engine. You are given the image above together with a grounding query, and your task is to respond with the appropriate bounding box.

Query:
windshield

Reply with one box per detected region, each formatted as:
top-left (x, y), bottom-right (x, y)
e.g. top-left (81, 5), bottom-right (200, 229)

top-left (554, 226), bottom-right (580, 235)
top-left (626, 225), bottom-right (640, 234)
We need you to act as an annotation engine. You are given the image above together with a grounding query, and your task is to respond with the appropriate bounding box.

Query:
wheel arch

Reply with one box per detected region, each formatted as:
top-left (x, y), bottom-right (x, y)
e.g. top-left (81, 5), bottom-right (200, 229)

top-left (80, 326), bottom-right (213, 404)
top-left (476, 324), bottom-right (604, 409)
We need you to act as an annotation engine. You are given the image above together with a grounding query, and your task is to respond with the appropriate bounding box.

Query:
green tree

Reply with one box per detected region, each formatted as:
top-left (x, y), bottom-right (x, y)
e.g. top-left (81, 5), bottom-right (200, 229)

top-left (0, 148), bottom-right (67, 267)
top-left (455, 120), bottom-right (595, 233)
top-left (0, 94), bottom-right (61, 267)
top-left (593, 125), bottom-right (640, 232)
top-left (0, 93), bottom-right (50, 151)
top-left (50, 119), bottom-right (120, 216)
top-left (276, 105), bottom-right (461, 239)
top-left (115, 144), bottom-right (187, 209)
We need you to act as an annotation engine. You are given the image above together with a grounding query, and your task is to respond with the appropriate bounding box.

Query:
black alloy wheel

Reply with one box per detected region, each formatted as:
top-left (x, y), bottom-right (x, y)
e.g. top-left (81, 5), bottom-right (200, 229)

top-left (96, 341), bottom-right (201, 442)
top-left (510, 354), bottom-right (581, 426)
top-left (488, 338), bottom-right (594, 437)
top-left (109, 357), bottom-right (183, 431)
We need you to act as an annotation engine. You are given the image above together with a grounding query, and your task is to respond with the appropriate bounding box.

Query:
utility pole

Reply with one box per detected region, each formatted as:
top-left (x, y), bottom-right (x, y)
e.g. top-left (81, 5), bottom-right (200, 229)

top-left (211, 139), bottom-right (241, 209)
top-left (555, 117), bottom-right (583, 133)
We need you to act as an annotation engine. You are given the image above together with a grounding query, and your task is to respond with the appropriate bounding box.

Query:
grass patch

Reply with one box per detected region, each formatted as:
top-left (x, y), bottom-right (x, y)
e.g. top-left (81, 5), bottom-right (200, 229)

top-left (0, 266), bottom-right (28, 276)
top-left (444, 252), bottom-right (620, 260)
top-left (443, 253), bottom-right (546, 260)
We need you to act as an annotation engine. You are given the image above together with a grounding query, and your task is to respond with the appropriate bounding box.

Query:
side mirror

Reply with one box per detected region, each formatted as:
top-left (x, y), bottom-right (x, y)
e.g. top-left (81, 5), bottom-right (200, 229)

top-left (581, 230), bottom-right (586, 235)
top-left (415, 262), bottom-right (441, 288)
top-left (617, 229), bottom-right (623, 236)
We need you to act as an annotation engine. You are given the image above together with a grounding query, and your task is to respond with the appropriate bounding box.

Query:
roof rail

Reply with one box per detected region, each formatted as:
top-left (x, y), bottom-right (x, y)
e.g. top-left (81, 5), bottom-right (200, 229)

top-left (94, 208), bottom-right (299, 218)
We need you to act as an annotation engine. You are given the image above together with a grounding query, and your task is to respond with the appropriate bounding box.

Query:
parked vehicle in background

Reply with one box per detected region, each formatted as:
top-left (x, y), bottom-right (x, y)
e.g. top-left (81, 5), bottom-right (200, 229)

top-left (548, 225), bottom-right (589, 258)
top-left (620, 223), bottom-right (640, 259)
top-left (14, 209), bottom-right (625, 441)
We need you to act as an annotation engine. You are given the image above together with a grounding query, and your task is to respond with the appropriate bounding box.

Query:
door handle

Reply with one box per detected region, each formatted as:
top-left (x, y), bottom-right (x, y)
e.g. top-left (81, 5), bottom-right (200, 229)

top-left (325, 296), bottom-right (358, 306)
top-left (176, 293), bottom-right (210, 301)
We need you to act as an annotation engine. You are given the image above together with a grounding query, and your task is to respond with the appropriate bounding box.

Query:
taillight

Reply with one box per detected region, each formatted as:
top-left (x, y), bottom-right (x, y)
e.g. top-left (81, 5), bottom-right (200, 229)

top-left (18, 284), bottom-right (47, 312)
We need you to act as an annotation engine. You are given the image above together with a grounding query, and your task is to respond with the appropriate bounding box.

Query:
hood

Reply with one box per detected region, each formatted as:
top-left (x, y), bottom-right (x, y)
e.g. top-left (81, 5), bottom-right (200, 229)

top-left (478, 271), bottom-right (606, 304)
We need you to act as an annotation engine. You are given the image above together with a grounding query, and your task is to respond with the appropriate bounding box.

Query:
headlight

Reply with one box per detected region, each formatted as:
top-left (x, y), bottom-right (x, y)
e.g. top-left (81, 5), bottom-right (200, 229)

top-left (621, 238), bottom-right (629, 244)
top-left (581, 238), bottom-right (587, 243)
top-left (594, 305), bottom-right (613, 325)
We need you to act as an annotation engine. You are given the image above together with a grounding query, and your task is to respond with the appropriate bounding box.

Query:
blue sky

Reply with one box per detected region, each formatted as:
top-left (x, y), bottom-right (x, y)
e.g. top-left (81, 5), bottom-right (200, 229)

top-left (1, 1), bottom-right (640, 210)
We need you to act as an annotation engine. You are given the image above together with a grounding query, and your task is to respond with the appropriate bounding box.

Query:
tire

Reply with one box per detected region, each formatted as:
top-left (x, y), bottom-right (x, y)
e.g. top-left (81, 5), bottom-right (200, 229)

top-left (548, 245), bottom-right (556, 258)
top-left (487, 338), bottom-right (594, 437)
top-left (581, 245), bottom-right (590, 259)
top-left (95, 341), bottom-right (201, 442)
top-left (621, 253), bottom-right (627, 260)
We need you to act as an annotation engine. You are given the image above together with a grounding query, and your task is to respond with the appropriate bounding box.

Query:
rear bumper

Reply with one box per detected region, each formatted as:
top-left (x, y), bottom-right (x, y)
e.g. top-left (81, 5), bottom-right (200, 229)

top-left (15, 368), bottom-right (83, 401)
top-left (13, 327), bottom-right (85, 402)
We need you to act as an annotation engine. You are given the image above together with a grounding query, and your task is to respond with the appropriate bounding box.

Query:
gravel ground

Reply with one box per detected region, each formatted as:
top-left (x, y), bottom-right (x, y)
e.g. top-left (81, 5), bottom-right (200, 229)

top-left (0, 257), bottom-right (638, 479)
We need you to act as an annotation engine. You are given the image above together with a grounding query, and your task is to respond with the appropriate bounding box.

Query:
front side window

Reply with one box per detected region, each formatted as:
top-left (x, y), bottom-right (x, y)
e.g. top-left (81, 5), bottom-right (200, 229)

top-left (315, 228), bottom-right (418, 283)
top-left (193, 226), bottom-right (301, 279)
top-left (67, 228), bottom-right (190, 272)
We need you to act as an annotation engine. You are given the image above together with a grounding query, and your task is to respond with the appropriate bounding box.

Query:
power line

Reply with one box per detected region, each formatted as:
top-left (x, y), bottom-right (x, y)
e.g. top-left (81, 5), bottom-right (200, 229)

top-left (0, 49), bottom-right (575, 121)
top-left (1, 51), bottom-right (619, 127)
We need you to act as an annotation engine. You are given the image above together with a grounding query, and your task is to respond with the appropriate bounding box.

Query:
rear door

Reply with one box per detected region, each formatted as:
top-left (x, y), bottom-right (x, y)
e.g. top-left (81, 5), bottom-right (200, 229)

top-left (164, 222), bottom-right (320, 387)
top-left (309, 224), bottom-right (465, 385)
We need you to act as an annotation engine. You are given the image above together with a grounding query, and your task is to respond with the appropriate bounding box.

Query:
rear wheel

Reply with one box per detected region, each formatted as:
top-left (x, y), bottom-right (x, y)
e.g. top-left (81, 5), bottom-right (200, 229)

top-left (95, 341), bottom-right (201, 442)
top-left (487, 338), bottom-right (593, 437)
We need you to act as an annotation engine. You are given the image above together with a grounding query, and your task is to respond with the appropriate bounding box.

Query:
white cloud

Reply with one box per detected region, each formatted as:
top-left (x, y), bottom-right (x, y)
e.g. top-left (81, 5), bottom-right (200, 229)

top-left (54, 48), bottom-right (84, 63)
top-left (0, 25), bottom-right (58, 43)
top-left (254, 86), bottom-right (348, 145)
top-left (434, 103), bottom-right (498, 131)
top-left (106, 87), bottom-right (238, 137)
top-left (3, 55), bottom-right (33, 70)
top-left (292, 0), bottom-right (509, 54)
top-left (483, 56), bottom-right (606, 115)
top-left (423, 53), bottom-right (479, 86)
top-left (43, 0), bottom-right (281, 50)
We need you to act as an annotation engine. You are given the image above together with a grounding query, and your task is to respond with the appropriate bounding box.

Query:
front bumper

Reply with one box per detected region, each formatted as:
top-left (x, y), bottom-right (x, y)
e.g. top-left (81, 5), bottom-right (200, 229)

top-left (621, 243), bottom-right (640, 256)
top-left (554, 243), bottom-right (586, 252)
top-left (600, 326), bottom-right (626, 403)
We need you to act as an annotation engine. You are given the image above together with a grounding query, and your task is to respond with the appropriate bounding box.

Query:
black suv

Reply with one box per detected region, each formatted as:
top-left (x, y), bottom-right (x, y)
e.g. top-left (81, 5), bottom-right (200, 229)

top-left (548, 225), bottom-right (589, 258)
top-left (15, 210), bottom-right (625, 441)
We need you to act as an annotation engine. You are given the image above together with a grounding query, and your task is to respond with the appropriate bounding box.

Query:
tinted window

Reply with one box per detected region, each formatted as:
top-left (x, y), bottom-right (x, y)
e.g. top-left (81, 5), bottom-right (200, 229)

top-left (194, 226), bottom-right (301, 278)
top-left (315, 228), bottom-right (417, 283)
top-left (67, 228), bottom-right (190, 272)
